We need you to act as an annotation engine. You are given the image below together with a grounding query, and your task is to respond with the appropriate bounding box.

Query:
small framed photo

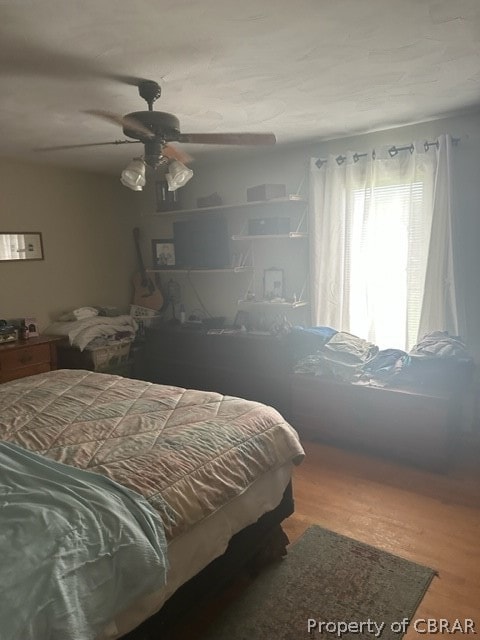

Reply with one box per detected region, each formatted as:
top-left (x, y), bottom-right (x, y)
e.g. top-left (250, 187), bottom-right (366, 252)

top-left (24, 317), bottom-right (39, 337)
top-left (152, 239), bottom-right (175, 268)
top-left (264, 267), bottom-right (285, 300)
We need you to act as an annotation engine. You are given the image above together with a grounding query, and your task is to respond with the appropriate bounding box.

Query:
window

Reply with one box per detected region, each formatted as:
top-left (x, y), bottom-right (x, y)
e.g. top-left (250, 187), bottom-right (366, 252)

top-left (310, 138), bottom-right (457, 351)
top-left (348, 182), bottom-right (427, 350)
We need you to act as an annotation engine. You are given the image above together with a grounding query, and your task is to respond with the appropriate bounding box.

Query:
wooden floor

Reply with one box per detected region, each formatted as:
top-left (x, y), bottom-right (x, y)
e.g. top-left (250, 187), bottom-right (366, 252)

top-left (283, 437), bottom-right (480, 637)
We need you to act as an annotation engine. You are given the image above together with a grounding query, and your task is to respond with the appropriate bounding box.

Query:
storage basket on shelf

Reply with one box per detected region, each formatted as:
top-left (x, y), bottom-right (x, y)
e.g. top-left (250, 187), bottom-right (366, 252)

top-left (129, 304), bottom-right (160, 336)
top-left (86, 339), bottom-right (133, 372)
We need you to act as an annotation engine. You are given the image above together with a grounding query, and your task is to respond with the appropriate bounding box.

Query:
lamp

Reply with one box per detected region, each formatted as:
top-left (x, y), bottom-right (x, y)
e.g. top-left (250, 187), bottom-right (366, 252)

top-left (120, 158), bottom-right (146, 191)
top-left (165, 160), bottom-right (193, 191)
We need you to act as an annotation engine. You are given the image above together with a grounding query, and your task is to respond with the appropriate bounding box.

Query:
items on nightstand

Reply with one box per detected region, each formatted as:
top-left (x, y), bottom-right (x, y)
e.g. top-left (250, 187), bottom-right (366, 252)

top-left (4, 316), bottom-right (40, 341)
top-left (0, 320), bottom-right (17, 343)
top-left (24, 317), bottom-right (39, 336)
top-left (19, 322), bottom-right (29, 341)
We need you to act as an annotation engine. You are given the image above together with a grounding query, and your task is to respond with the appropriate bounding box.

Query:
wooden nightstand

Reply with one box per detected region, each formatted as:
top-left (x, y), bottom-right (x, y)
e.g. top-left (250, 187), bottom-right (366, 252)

top-left (0, 336), bottom-right (61, 383)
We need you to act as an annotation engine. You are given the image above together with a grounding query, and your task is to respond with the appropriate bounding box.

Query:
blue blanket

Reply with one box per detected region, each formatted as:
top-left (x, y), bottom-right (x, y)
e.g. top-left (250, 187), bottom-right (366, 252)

top-left (0, 442), bottom-right (168, 640)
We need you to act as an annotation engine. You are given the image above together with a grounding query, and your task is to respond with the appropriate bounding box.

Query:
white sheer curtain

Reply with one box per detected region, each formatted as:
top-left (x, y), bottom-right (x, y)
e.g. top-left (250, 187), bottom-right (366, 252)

top-left (309, 134), bottom-right (458, 351)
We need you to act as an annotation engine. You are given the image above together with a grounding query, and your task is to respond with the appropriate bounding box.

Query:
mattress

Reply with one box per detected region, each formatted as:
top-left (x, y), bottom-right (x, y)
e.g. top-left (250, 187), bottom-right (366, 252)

top-left (104, 462), bottom-right (293, 639)
top-left (0, 369), bottom-right (305, 638)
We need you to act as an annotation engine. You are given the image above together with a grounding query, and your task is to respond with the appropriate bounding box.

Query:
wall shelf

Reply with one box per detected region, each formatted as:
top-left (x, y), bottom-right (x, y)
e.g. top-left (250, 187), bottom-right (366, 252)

top-left (230, 203), bottom-right (309, 310)
top-left (146, 195), bottom-right (307, 216)
top-left (237, 299), bottom-right (309, 309)
top-left (147, 267), bottom-right (253, 274)
top-left (232, 232), bottom-right (308, 240)
top-left (145, 189), bottom-right (310, 321)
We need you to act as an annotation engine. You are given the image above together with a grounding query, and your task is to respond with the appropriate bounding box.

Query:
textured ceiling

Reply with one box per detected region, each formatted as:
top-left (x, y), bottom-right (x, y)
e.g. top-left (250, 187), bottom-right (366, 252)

top-left (0, 0), bottom-right (479, 174)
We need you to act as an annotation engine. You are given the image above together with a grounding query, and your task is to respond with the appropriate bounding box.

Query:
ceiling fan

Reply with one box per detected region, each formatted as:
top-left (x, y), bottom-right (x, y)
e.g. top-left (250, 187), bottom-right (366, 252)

top-left (35, 79), bottom-right (277, 174)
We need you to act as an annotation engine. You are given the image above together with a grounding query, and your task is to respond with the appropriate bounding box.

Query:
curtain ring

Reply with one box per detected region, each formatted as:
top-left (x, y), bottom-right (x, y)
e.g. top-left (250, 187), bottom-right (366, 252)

top-left (388, 146), bottom-right (398, 157)
top-left (408, 144), bottom-right (414, 154)
top-left (336, 155), bottom-right (345, 166)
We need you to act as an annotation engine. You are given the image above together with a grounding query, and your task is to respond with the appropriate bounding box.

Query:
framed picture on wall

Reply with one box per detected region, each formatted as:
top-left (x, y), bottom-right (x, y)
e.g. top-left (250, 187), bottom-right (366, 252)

top-left (152, 239), bottom-right (175, 268)
top-left (0, 232), bottom-right (44, 262)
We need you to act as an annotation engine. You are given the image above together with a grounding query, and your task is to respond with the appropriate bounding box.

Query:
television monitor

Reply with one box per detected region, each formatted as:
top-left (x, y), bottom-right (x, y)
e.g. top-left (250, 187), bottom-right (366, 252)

top-left (173, 216), bottom-right (230, 269)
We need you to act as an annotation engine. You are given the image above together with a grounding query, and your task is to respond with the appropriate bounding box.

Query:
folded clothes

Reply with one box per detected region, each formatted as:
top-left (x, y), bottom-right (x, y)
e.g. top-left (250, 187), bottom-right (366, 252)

top-left (323, 331), bottom-right (378, 365)
top-left (294, 332), bottom-right (379, 383)
top-left (58, 307), bottom-right (99, 322)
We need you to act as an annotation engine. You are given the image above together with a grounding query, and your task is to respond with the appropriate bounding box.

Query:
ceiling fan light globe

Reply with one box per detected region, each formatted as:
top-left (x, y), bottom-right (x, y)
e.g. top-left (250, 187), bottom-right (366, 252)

top-left (166, 160), bottom-right (193, 191)
top-left (121, 158), bottom-right (146, 190)
top-left (120, 176), bottom-right (143, 191)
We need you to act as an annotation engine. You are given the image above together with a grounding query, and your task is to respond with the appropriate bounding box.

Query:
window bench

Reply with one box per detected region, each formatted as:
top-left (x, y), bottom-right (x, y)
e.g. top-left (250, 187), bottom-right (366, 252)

top-left (290, 374), bottom-right (463, 471)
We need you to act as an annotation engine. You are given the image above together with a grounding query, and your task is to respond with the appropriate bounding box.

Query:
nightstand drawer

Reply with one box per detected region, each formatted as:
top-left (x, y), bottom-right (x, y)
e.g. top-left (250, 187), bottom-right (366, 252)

top-left (1, 363), bottom-right (51, 382)
top-left (0, 336), bottom-right (60, 384)
top-left (0, 343), bottom-right (51, 372)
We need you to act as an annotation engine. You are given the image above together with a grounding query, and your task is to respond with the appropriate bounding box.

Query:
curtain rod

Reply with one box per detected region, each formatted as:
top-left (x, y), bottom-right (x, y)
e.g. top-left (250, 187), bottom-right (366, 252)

top-left (315, 137), bottom-right (460, 168)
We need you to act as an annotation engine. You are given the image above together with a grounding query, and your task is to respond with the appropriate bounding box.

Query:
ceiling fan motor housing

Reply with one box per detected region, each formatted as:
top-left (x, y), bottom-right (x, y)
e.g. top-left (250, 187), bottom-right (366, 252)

top-left (143, 140), bottom-right (170, 168)
top-left (123, 111), bottom-right (181, 142)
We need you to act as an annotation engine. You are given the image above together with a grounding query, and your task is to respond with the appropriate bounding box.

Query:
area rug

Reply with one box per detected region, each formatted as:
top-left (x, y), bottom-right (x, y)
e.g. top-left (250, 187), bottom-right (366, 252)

top-left (200, 525), bottom-right (436, 640)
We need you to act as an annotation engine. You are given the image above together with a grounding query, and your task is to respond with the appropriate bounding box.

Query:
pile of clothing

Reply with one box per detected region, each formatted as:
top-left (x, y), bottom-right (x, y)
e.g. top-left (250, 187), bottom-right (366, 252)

top-left (45, 307), bottom-right (137, 351)
top-left (293, 330), bottom-right (378, 383)
top-left (410, 331), bottom-right (469, 359)
top-left (292, 328), bottom-right (473, 393)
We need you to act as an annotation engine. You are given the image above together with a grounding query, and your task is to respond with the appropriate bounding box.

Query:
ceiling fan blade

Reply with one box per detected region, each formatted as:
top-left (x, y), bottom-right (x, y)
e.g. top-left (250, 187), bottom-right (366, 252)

top-left (162, 144), bottom-right (193, 165)
top-left (84, 110), bottom-right (155, 139)
top-left (0, 30), bottom-right (158, 88)
top-left (34, 140), bottom-right (140, 152)
top-left (110, 74), bottom-right (151, 87)
top-left (178, 132), bottom-right (276, 146)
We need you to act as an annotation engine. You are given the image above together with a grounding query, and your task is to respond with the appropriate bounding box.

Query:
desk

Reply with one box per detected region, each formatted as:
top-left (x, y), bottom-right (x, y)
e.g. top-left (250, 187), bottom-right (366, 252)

top-left (144, 327), bottom-right (291, 415)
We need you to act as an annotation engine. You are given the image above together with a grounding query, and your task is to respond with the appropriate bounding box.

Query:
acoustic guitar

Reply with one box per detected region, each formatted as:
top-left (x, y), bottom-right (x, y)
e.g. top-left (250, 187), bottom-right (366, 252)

top-left (132, 227), bottom-right (164, 311)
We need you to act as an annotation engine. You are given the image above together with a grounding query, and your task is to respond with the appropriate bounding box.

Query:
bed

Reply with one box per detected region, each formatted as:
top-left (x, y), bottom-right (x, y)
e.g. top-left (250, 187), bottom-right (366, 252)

top-left (0, 369), bottom-right (304, 640)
